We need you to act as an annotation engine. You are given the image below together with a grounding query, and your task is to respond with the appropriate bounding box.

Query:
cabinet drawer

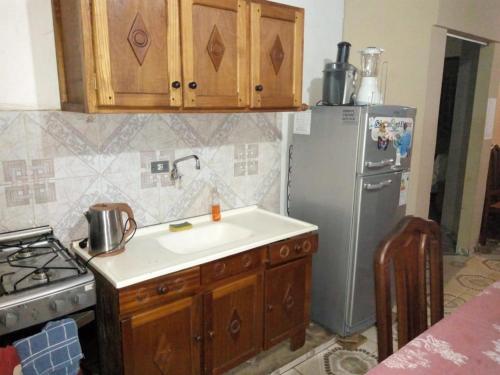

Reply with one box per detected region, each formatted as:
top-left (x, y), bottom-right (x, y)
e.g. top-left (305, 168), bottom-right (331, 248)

top-left (267, 233), bottom-right (317, 266)
top-left (201, 248), bottom-right (265, 285)
top-left (119, 267), bottom-right (200, 316)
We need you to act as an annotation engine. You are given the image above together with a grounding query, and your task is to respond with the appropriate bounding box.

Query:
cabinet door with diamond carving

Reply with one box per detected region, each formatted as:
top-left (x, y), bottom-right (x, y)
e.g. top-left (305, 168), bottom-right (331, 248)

top-left (204, 273), bottom-right (263, 375)
top-left (121, 296), bottom-right (202, 375)
top-left (250, 1), bottom-right (303, 108)
top-left (91, 0), bottom-right (182, 108)
top-left (181, 0), bottom-right (249, 108)
top-left (264, 257), bottom-right (308, 349)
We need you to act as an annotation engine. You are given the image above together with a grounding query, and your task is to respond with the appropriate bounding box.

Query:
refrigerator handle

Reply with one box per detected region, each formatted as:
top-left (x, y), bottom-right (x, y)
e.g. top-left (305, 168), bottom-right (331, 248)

top-left (365, 159), bottom-right (394, 169)
top-left (363, 179), bottom-right (393, 191)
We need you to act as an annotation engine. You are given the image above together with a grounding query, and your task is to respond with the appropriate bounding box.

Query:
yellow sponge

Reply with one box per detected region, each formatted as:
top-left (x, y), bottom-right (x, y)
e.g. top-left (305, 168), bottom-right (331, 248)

top-left (169, 221), bottom-right (193, 232)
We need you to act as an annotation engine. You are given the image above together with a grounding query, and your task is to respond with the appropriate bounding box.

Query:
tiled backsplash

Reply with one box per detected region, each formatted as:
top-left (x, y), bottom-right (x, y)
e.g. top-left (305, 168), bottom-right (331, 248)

top-left (0, 111), bottom-right (282, 244)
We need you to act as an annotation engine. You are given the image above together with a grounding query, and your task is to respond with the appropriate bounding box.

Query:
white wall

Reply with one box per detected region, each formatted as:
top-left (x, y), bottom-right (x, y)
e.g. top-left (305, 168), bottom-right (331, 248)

top-left (282, 0), bottom-right (344, 105)
top-left (0, 0), bottom-right (343, 110)
top-left (0, 0), bottom-right (60, 110)
top-left (279, 0), bottom-right (344, 214)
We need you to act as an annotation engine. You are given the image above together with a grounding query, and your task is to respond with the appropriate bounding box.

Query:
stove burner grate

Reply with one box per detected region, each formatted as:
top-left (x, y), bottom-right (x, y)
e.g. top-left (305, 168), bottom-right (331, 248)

top-left (0, 234), bottom-right (87, 295)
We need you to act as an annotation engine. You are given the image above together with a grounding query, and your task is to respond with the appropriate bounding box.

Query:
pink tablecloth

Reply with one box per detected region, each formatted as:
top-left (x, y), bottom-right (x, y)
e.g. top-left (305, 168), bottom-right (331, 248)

top-left (368, 281), bottom-right (500, 374)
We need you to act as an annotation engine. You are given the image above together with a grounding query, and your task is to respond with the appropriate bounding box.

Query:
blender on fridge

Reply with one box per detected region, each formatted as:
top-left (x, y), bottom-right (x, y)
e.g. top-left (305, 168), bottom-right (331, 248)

top-left (356, 47), bottom-right (386, 105)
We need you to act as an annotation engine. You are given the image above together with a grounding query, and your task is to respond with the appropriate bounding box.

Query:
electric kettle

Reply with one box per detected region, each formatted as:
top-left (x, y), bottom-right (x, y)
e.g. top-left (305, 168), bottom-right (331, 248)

top-left (84, 203), bottom-right (136, 256)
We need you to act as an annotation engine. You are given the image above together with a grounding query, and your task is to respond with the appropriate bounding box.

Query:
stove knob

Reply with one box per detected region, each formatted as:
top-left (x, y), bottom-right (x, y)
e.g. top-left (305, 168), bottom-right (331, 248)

top-left (1, 312), bottom-right (18, 328)
top-left (50, 299), bottom-right (67, 313)
top-left (72, 293), bottom-right (88, 306)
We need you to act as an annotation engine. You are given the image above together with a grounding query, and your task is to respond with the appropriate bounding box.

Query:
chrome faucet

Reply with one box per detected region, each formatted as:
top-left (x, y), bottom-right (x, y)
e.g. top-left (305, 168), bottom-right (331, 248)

top-left (171, 155), bottom-right (200, 182)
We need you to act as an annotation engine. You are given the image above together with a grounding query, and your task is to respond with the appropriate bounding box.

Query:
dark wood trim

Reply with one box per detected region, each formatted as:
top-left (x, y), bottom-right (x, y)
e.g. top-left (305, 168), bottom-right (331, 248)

top-left (94, 272), bottom-right (123, 375)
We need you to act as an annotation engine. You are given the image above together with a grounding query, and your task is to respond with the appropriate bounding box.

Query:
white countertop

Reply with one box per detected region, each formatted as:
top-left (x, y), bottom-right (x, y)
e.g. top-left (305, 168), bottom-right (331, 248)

top-left (71, 206), bottom-right (318, 289)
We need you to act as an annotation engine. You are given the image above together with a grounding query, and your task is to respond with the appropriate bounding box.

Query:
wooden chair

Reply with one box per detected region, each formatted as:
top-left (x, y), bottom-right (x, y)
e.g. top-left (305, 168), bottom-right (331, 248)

top-left (374, 216), bottom-right (443, 362)
top-left (480, 145), bottom-right (500, 245)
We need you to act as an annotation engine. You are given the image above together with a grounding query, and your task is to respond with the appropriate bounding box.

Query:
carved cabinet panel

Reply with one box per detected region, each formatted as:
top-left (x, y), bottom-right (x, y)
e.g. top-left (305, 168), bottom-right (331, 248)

top-left (264, 257), bottom-right (308, 349)
top-left (204, 273), bottom-right (263, 375)
top-left (91, 0), bottom-right (182, 108)
top-left (250, 1), bottom-right (304, 108)
top-left (181, 0), bottom-right (249, 108)
top-left (121, 296), bottom-right (202, 375)
top-left (52, 0), bottom-right (304, 112)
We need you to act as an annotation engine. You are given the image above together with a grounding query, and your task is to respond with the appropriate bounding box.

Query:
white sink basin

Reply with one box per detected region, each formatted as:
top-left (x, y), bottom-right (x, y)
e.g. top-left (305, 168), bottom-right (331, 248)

top-left (157, 222), bottom-right (254, 254)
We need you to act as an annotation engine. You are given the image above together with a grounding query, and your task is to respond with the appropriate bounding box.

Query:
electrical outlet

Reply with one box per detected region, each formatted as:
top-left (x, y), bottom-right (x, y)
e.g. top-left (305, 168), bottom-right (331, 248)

top-left (151, 160), bottom-right (170, 174)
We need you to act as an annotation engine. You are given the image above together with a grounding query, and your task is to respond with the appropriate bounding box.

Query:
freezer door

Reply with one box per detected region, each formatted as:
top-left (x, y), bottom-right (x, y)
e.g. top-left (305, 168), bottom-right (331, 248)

top-left (358, 106), bottom-right (416, 175)
top-left (346, 171), bottom-right (406, 332)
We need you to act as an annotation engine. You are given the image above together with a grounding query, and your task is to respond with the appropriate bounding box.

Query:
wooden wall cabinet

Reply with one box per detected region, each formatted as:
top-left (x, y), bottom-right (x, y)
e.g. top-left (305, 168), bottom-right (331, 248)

top-left (94, 233), bottom-right (317, 375)
top-left (250, 1), bottom-right (304, 109)
top-left (51, 0), bottom-right (304, 113)
top-left (181, 0), bottom-right (248, 109)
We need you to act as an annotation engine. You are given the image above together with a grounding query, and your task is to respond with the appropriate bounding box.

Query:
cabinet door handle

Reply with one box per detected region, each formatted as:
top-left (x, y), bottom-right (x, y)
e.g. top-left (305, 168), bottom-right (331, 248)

top-left (208, 330), bottom-right (215, 340)
top-left (267, 304), bottom-right (273, 312)
top-left (294, 243), bottom-right (302, 253)
top-left (194, 335), bottom-right (202, 342)
top-left (188, 81), bottom-right (198, 89)
top-left (255, 84), bottom-right (264, 92)
top-left (171, 81), bottom-right (181, 89)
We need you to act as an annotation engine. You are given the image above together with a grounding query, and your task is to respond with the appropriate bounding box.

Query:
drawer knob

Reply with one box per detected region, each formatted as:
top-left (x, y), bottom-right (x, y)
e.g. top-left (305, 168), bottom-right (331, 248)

top-left (194, 335), bottom-right (202, 342)
top-left (294, 243), bottom-right (302, 253)
top-left (267, 304), bottom-right (273, 312)
top-left (279, 245), bottom-right (290, 258)
top-left (208, 330), bottom-right (215, 340)
top-left (171, 80), bottom-right (181, 89)
top-left (255, 84), bottom-right (264, 92)
top-left (157, 285), bottom-right (169, 295)
top-left (188, 81), bottom-right (198, 89)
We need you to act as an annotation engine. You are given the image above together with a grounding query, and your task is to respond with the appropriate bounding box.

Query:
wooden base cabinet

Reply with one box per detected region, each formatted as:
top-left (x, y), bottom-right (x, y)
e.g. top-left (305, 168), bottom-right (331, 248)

top-left (250, 1), bottom-right (304, 109)
top-left (93, 233), bottom-right (317, 375)
top-left (122, 296), bottom-right (202, 375)
top-left (204, 273), bottom-right (263, 375)
top-left (264, 258), bottom-right (309, 350)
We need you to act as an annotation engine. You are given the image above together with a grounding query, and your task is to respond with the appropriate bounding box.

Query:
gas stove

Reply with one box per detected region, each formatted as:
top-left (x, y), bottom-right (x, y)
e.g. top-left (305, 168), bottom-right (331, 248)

top-left (0, 226), bottom-right (95, 335)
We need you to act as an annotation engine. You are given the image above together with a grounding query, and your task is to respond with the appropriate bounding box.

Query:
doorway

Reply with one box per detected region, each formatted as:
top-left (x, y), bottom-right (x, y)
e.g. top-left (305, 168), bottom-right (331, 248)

top-left (429, 36), bottom-right (481, 253)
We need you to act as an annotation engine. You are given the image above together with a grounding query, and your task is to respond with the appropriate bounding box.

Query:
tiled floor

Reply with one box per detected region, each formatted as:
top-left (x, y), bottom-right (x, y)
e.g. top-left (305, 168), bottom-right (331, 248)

top-left (231, 241), bottom-right (500, 375)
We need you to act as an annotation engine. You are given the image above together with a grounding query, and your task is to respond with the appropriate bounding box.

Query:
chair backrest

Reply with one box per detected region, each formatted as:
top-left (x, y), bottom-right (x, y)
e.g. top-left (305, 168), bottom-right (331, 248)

top-left (374, 216), bottom-right (443, 362)
top-left (487, 145), bottom-right (500, 193)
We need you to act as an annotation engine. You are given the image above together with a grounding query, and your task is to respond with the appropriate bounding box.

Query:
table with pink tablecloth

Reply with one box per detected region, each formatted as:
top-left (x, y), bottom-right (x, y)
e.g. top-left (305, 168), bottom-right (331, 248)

top-left (368, 281), bottom-right (500, 374)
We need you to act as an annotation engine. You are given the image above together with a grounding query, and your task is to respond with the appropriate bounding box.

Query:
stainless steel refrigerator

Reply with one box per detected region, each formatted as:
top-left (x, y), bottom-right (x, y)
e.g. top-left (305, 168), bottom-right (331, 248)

top-left (289, 105), bottom-right (416, 336)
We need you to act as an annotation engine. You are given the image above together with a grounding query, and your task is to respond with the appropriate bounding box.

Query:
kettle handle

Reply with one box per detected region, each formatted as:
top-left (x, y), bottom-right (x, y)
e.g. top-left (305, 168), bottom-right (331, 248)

top-left (116, 203), bottom-right (136, 244)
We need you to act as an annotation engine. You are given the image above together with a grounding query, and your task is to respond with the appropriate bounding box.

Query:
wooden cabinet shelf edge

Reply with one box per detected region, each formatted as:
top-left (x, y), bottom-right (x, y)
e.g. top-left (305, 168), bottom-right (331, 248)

top-left (51, 0), bottom-right (305, 113)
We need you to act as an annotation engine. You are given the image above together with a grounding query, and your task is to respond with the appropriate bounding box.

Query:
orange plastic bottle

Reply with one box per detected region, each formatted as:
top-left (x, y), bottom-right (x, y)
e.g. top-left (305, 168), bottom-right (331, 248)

top-left (211, 188), bottom-right (221, 221)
